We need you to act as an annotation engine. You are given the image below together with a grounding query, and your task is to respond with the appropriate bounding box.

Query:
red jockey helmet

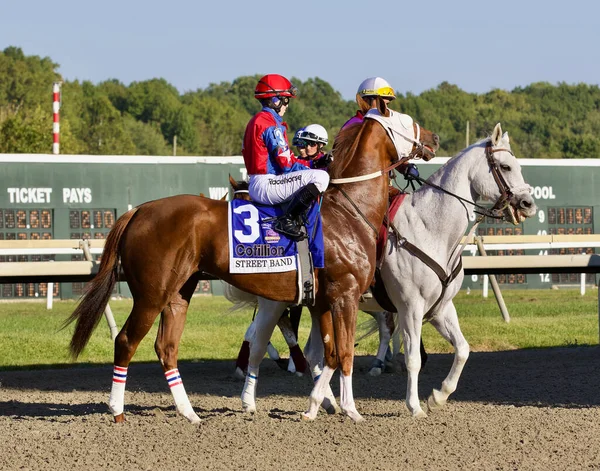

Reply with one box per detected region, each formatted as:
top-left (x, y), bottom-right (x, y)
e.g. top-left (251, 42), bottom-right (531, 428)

top-left (254, 74), bottom-right (298, 99)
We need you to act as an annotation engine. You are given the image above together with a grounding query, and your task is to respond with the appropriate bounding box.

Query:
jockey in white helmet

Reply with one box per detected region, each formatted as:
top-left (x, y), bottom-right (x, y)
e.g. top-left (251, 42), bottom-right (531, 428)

top-left (297, 124), bottom-right (328, 160)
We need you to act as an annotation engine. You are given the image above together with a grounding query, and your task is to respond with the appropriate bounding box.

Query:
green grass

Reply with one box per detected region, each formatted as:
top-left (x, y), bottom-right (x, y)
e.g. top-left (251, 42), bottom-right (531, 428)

top-left (0, 289), bottom-right (597, 368)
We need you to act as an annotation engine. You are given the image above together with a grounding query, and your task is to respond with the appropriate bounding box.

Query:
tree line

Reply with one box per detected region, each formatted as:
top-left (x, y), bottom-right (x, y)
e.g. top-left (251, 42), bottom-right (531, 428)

top-left (1, 46), bottom-right (599, 159)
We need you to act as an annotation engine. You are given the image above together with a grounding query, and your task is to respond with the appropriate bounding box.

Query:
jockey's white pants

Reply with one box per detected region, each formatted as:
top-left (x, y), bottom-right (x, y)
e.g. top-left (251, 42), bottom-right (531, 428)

top-left (248, 170), bottom-right (330, 205)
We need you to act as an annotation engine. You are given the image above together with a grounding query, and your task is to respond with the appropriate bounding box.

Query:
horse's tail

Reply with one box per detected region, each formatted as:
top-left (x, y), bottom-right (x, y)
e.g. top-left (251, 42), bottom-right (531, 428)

top-left (65, 207), bottom-right (140, 359)
top-left (223, 282), bottom-right (258, 312)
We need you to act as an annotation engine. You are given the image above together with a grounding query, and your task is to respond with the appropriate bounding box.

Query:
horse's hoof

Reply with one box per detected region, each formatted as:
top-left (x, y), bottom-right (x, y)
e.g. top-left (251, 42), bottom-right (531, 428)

top-left (412, 409), bottom-right (428, 419)
top-left (234, 367), bottom-right (246, 380)
top-left (242, 403), bottom-right (256, 414)
top-left (343, 408), bottom-right (364, 422)
top-left (294, 371), bottom-right (304, 378)
top-left (368, 367), bottom-right (383, 377)
top-left (183, 411), bottom-right (202, 424)
top-left (301, 411), bottom-right (316, 421)
top-left (114, 413), bottom-right (125, 423)
top-left (427, 389), bottom-right (447, 411)
top-left (323, 403), bottom-right (340, 415)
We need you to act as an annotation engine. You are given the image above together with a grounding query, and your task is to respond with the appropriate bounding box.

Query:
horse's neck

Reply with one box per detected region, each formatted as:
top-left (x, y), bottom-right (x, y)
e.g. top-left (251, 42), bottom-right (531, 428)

top-left (327, 123), bottom-right (393, 227)
top-left (407, 146), bottom-right (482, 259)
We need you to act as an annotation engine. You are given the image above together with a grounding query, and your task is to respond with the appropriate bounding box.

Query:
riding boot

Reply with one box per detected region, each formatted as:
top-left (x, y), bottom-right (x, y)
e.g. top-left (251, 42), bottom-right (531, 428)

top-left (272, 183), bottom-right (321, 241)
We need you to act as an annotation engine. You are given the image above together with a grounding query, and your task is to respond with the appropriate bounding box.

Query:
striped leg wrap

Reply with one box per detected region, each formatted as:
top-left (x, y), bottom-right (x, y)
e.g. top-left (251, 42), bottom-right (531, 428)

top-left (165, 368), bottom-right (195, 417)
top-left (109, 365), bottom-right (128, 416)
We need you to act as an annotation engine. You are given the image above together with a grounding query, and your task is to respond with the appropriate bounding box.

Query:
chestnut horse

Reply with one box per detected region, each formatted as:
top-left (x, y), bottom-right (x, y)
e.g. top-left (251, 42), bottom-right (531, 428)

top-left (66, 98), bottom-right (439, 423)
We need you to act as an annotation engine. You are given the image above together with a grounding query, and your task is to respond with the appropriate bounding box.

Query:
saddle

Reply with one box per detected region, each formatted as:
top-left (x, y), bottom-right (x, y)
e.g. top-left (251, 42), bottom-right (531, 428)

top-left (228, 198), bottom-right (324, 306)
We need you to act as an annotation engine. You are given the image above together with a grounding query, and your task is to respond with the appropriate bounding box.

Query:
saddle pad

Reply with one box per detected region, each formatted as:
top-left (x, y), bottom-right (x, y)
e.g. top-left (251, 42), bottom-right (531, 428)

top-left (228, 199), bottom-right (324, 274)
top-left (376, 192), bottom-right (407, 262)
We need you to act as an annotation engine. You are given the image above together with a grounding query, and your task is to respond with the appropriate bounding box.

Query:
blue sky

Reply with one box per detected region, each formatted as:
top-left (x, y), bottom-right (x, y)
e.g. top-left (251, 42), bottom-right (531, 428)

top-left (2, 0), bottom-right (599, 100)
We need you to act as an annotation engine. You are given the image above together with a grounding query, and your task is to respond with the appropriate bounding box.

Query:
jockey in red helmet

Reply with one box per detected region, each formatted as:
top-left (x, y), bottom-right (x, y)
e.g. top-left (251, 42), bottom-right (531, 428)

top-left (242, 74), bottom-right (330, 240)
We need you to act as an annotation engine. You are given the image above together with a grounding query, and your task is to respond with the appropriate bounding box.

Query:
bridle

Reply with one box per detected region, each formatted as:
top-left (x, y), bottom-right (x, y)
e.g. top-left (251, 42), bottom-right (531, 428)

top-left (401, 141), bottom-right (531, 222)
top-left (484, 142), bottom-right (518, 218)
top-left (383, 140), bottom-right (531, 320)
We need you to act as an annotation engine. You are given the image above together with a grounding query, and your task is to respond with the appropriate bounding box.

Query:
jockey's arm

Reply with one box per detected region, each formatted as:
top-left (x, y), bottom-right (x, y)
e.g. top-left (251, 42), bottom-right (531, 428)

top-left (263, 126), bottom-right (309, 174)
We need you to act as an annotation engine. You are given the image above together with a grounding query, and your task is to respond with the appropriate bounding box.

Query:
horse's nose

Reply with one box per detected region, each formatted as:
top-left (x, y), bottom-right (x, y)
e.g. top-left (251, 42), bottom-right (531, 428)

top-left (433, 134), bottom-right (440, 146)
top-left (520, 199), bottom-right (533, 209)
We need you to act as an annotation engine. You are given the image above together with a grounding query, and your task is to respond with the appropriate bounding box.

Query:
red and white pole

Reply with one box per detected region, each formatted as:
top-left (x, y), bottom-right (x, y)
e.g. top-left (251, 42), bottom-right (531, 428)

top-left (52, 82), bottom-right (61, 154)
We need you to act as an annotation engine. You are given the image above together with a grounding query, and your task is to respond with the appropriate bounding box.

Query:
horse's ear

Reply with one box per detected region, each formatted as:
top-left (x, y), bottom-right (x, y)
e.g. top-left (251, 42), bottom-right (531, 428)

top-left (356, 94), bottom-right (371, 114)
top-left (229, 174), bottom-right (237, 190)
top-left (491, 123), bottom-right (503, 146)
top-left (502, 131), bottom-right (510, 143)
top-left (376, 96), bottom-right (390, 117)
top-left (220, 192), bottom-right (228, 201)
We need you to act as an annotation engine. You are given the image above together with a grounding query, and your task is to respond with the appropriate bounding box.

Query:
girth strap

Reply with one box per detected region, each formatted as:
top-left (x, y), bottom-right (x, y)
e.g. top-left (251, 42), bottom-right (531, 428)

top-left (385, 215), bottom-right (463, 320)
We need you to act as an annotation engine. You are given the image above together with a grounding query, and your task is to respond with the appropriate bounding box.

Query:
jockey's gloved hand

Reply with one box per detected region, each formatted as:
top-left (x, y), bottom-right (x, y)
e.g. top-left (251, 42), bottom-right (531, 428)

top-left (312, 153), bottom-right (333, 169)
top-left (402, 163), bottom-right (419, 180)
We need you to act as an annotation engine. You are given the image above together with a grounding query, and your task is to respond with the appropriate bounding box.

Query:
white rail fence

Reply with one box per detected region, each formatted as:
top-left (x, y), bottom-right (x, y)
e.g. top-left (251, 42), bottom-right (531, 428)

top-left (1, 235), bottom-right (600, 341)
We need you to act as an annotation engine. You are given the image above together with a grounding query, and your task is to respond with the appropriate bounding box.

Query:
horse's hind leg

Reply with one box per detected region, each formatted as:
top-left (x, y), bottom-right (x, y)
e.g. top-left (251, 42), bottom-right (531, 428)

top-left (276, 308), bottom-right (307, 375)
top-left (154, 277), bottom-right (200, 423)
top-left (241, 298), bottom-right (288, 413)
top-left (367, 311), bottom-right (392, 376)
top-left (234, 321), bottom-right (256, 380)
top-left (427, 301), bottom-right (469, 412)
top-left (286, 305), bottom-right (305, 374)
top-left (303, 311), bottom-right (340, 416)
top-left (304, 308), bottom-right (341, 421)
top-left (109, 301), bottom-right (165, 422)
top-left (399, 301), bottom-right (427, 418)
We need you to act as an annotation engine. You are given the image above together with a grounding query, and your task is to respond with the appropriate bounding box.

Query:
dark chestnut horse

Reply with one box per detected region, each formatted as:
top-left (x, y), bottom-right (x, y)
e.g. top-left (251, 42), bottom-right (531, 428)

top-left (66, 98), bottom-right (439, 423)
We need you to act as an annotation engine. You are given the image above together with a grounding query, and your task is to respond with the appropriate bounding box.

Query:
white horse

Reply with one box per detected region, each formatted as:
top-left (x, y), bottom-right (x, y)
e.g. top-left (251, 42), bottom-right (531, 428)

top-left (239, 123), bottom-right (537, 420)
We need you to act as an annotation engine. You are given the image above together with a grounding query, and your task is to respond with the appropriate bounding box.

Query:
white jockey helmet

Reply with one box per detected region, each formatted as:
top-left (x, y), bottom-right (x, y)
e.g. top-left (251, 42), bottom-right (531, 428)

top-left (356, 77), bottom-right (396, 100)
top-left (292, 128), bottom-right (306, 147)
top-left (298, 124), bottom-right (328, 145)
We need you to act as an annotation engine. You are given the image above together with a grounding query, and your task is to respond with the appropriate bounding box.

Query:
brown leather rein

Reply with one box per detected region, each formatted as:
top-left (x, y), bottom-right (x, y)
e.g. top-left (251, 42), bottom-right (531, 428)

top-left (381, 141), bottom-right (517, 320)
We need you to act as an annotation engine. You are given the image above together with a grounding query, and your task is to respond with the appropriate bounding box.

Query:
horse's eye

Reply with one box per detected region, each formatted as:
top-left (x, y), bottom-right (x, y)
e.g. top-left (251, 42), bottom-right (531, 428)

top-left (500, 164), bottom-right (511, 171)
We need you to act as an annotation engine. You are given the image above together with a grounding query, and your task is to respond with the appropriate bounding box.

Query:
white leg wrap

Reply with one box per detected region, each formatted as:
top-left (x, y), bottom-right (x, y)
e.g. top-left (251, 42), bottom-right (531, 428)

top-left (241, 366), bottom-right (258, 413)
top-left (340, 373), bottom-right (363, 422)
top-left (303, 365), bottom-right (335, 420)
top-left (165, 368), bottom-right (200, 424)
top-left (109, 365), bottom-right (127, 416)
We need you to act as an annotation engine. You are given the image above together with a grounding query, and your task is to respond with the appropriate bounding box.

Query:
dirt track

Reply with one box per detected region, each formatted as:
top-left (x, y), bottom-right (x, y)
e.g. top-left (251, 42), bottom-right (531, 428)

top-left (1, 347), bottom-right (599, 470)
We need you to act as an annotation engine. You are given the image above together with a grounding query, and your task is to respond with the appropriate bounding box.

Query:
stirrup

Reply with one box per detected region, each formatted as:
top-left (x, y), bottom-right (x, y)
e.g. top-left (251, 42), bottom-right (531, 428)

top-left (272, 218), bottom-right (307, 241)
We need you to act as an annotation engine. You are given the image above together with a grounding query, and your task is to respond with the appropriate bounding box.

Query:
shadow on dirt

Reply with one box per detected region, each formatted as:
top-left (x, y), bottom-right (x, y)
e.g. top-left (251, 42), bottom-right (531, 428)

top-left (1, 345), bottom-right (598, 418)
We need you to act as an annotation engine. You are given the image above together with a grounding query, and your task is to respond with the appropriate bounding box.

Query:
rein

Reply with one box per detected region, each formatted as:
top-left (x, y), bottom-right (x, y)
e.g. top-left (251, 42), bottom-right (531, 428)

top-left (400, 142), bottom-right (521, 221)
top-left (380, 140), bottom-right (524, 319)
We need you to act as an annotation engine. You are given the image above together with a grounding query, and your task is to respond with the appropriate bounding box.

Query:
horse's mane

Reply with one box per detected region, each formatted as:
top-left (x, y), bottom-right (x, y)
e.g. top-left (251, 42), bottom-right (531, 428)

top-left (329, 122), bottom-right (365, 178)
top-left (420, 134), bottom-right (501, 191)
